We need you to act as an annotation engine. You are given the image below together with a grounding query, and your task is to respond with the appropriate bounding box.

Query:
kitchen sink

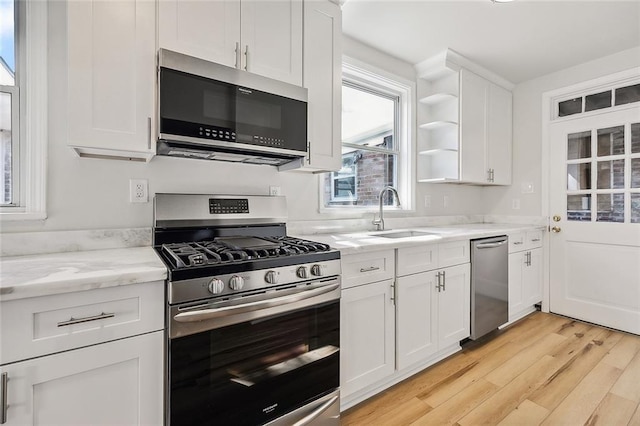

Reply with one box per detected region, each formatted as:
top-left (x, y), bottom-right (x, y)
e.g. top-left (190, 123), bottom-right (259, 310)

top-left (371, 230), bottom-right (440, 239)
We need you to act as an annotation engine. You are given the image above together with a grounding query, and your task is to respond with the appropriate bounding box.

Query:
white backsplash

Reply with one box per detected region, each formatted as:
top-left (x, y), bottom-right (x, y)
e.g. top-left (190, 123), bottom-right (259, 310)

top-left (1, 228), bottom-right (152, 257)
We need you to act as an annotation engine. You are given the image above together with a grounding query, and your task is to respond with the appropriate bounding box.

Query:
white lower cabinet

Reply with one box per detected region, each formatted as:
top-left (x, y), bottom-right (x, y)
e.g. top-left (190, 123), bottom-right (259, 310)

top-left (508, 230), bottom-right (544, 322)
top-left (340, 279), bottom-right (395, 398)
top-left (0, 283), bottom-right (164, 425)
top-left (0, 331), bottom-right (163, 425)
top-left (340, 241), bottom-right (470, 409)
top-left (397, 263), bottom-right (470, 370)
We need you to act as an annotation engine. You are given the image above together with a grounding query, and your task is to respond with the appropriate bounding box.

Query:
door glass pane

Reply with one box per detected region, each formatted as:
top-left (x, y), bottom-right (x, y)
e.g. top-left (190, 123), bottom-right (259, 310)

top-left (632, 158), bottom-right (640, 188)
top-left (597, 160), bottom-right (625, 189)
top-left (632, 123), bottom-right (640, 154)
top-left (567, 131), bottom-right (591, 160)
top-left (567, 163), bottom-right (591, 190)
top-left (585, 91), bottom-right (612, 112)
top-left (615, 84), bottom-right (640, 106)
top-left (596, 193), bottom-right (624, 223)
top-left (567, 194), bottom-right (591, 221)
top-left (632, 194), bottom-right (640, 223)
top-left (597, 126), bottom-right (625, 156)
top-left (559, 98), bottom-right (582, 117)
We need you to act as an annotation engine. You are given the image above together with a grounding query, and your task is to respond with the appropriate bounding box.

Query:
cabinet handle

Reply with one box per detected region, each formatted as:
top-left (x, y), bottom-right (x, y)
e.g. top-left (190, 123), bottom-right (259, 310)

top-left (244, 45), bottom-right (249, 71)
top-left (1, 372), bottom-right (7, 424)
top-left (531, 238), bottom-right (541, 242)
top-left (57, 312), bottom-right (115, 327)
top-left (514, 241), bottom-right (523, 245)
top-left (234, 42), bottom-right (240, 69)
top-left (442, 270), bottom-right (446, 291)
top-left (307, 141), bottom-right (311, 164)
top-left (390, 281), bottom-right (396, 304)
top-left (359, 266), bottom-right (380, 273)
top-left (436, 271), bottom-right (443, 292)
top-left (147, 117), bottom-right (152, 150)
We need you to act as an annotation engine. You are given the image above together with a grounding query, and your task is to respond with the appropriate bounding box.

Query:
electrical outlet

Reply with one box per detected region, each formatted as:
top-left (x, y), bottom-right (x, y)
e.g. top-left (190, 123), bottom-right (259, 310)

top-left (269, 186), bottom-right (281, 196)
top-left (130, 179), bottom-right (148, 203)
top-left (512, 198), bottom-right (521, 210)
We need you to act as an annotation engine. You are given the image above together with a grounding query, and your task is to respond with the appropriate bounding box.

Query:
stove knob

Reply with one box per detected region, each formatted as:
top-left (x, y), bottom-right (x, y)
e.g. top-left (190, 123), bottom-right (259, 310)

top-left (265, 270), bottom-right (278, 284)
top-left (311, 264), bottom-right (324, 277)
top-left (207, 278), bottom-right (225, 295)
top-left (296, 266), bottom-right (309, 279)
top-left (229, 275), bottom-right (245, 291)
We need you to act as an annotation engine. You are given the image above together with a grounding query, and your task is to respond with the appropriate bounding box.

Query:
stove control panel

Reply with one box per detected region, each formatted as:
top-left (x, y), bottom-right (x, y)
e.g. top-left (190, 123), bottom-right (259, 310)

top-left (167, 258), bottom-right (342, 305)
top-left (209, 198), bottom-right (249, 214)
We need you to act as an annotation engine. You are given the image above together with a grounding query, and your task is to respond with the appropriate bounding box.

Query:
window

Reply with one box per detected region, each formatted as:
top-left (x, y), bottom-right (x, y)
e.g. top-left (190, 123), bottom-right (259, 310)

top-left (323, 59), bottom-right (413, 210)
top-left (1, 0), bottom-right (18, 206)
top-left (0, 0), bottom-right (47, 220)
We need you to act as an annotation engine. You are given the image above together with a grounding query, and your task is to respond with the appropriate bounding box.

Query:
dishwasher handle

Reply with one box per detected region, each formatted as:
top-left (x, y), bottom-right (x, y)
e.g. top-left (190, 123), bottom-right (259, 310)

top-left (475, 239), bottom-right (508, 249)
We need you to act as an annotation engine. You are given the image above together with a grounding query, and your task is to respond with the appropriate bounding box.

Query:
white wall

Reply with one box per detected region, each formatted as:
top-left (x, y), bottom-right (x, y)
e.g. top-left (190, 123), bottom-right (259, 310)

top-left (483, 46), bottom-right (640, 217)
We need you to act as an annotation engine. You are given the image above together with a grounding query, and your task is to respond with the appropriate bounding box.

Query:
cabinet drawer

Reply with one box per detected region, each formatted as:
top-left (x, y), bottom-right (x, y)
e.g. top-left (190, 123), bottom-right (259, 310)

top-left (438, 240), bottom-right (470, 268)
top-left (508, 232), bottom-right (526, 253)
top-left (397, 244), bottom-right (438, 277)
top-left (341, 250), bottom-right (395, 289)
top-left (509, 229), bottom-right (543, 252)
top-left (526, 230), bottom-right (543, 249)
top-left (1, 281), bottom-right (164, 365)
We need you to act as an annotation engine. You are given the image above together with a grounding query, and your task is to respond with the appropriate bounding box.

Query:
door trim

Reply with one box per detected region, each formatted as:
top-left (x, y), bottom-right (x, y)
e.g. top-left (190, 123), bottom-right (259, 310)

top-left (541, 66), bottom-right (640, 314)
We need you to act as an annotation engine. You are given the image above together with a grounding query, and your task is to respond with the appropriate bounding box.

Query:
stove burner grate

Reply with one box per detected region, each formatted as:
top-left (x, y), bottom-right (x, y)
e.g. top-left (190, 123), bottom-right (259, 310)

top-left (160, 236), bottom-right (331, 269)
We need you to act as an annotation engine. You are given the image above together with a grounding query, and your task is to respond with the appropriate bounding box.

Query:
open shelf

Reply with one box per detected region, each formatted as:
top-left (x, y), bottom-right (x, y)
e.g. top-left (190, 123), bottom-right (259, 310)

top-left (419, 120), bottom-right (458, 130)
top-left (419, 93), bottom-right (458, 106)
top-left (418, 148), bottom-right (458, 156)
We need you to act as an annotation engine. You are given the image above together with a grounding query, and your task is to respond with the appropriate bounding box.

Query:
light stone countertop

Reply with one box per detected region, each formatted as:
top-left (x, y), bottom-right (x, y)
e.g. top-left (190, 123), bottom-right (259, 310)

top-left (292, 223), bottom-right (546, 256)
top-left (0, 247), bottom-right (167, 302)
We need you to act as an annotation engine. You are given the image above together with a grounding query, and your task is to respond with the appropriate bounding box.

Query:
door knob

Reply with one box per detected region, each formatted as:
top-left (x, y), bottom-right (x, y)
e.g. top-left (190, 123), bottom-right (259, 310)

top-left (551, 226), bottom-right (561, 233)
top-left (553, 215), bottom-right (561, 222)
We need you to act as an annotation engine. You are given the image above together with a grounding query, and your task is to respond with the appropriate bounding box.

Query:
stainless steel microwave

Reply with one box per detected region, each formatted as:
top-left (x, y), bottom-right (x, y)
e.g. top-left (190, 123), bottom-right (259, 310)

top-left (157, 49), bottom-right (308, 168)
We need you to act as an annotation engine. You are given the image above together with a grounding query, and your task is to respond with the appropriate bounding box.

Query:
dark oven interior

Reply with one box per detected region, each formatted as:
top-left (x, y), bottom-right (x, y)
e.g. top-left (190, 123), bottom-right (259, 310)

top-left (168, 299), bottom-right (339, 426)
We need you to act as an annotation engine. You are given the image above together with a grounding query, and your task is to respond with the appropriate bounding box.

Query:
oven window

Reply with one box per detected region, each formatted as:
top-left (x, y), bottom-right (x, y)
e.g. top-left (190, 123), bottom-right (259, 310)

top-left (169, 300), bottom-right (339, 426)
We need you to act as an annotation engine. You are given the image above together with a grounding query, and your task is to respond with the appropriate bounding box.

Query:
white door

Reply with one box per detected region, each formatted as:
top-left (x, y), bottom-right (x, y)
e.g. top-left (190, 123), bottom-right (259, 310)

top-left (158, 0), bottom-right (241, 68)
top-left (240, 0), bottom-right (303, 85)
top-left (437, 263), bottom-right (471, 347)
top-left (0, 331), bottom-right (163, 425)
top-left (396, 271), bottom-right (438, 370)
top-left (340, 279), bottom-right (395, 397)
top-left (549, 106), bottom-right (640, 335)
top-left (67, 0), bottom-right (156, 154)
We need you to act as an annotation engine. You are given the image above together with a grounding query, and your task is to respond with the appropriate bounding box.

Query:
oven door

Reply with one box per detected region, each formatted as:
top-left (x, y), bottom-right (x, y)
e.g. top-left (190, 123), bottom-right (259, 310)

top-left (167, 279), bottom-right (340, 426)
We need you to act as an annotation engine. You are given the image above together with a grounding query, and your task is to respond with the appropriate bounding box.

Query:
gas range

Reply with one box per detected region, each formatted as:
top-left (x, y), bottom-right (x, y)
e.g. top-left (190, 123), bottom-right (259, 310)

top-left (153, 194), bottom-right (341, 305)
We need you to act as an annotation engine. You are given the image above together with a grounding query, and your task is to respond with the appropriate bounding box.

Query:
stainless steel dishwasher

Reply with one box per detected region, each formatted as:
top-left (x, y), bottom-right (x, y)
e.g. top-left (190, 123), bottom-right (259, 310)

top-left (470, 236), bottom-right (509, 340)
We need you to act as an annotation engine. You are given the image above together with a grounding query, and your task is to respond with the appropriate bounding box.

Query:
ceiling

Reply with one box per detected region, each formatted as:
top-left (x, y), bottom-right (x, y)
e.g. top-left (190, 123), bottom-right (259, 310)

top-left (341, 0), bottom-right (640, 84)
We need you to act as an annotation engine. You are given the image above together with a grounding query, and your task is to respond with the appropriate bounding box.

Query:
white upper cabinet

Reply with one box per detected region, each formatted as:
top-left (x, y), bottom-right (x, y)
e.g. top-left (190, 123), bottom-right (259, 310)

top-left (159, 0), bottom-right (303, 86)
top-left (416, 49), bottom-right (513, 185)
top-left (297, 0), bottom-right (342, 172)
top-left (460, 68), bottom-right (513, 185)
top-left (67, 0), bottom-right (156, 161)
top-left (158, 0), bottom-right (241, 69)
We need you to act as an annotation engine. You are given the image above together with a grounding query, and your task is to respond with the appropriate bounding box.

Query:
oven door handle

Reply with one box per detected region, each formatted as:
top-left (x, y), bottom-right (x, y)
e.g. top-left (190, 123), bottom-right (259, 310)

top-left (292, 395), bottom-right (339, 426)
top-left (173, 283), bottom-right (340, 323)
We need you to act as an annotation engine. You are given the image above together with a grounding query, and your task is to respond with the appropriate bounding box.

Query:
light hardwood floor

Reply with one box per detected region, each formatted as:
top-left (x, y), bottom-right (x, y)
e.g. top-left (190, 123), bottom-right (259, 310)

top-left (342, 312), bottom-right (640, 425)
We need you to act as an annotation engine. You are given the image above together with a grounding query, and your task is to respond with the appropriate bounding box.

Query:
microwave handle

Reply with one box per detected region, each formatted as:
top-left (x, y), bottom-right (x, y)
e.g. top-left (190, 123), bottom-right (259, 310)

top-left (307, 141), bottom-right (311, 164)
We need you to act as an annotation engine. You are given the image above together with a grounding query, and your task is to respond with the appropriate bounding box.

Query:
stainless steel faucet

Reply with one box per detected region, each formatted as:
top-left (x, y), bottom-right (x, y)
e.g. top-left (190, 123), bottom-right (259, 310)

top-left (372, 186), bottom-right (401, 231)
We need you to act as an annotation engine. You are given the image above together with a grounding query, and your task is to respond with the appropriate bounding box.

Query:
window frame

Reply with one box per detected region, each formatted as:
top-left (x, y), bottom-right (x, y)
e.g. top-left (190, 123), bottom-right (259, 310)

top-left (320, 56), bottom-right (414, 214)
top-left (0, 0), bottom-right (48, 221)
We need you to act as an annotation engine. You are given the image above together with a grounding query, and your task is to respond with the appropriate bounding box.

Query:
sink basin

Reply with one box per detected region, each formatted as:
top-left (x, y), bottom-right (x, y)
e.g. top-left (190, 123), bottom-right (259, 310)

top-left (371, 230), bottom-right (439, 239)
